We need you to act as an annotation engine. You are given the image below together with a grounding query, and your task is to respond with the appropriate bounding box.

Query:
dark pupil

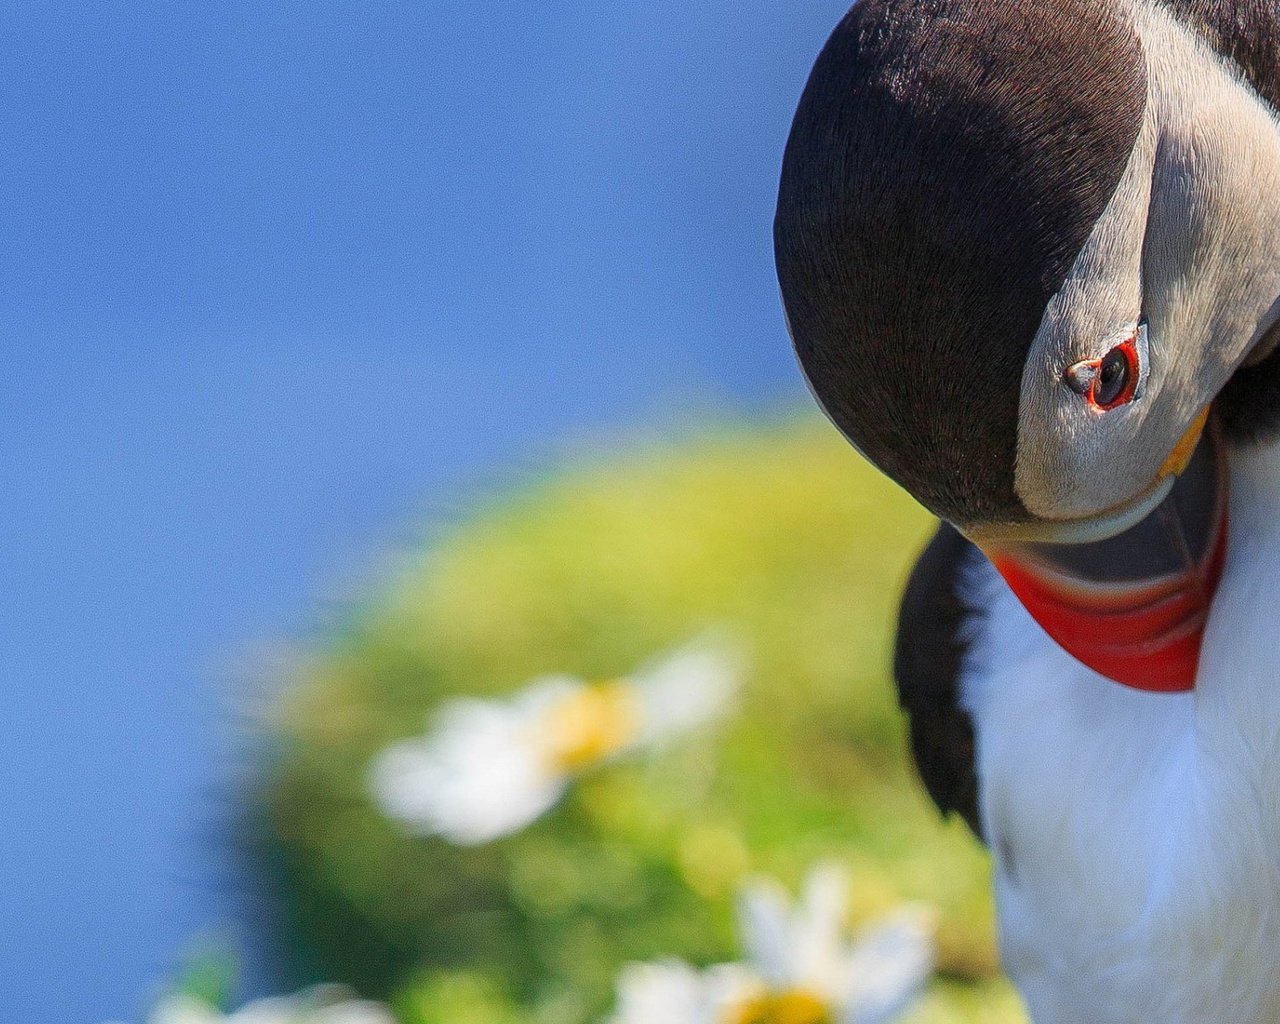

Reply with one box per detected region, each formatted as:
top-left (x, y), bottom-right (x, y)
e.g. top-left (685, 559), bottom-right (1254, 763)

top-left (1096, 348), bottom-right (1129, 406)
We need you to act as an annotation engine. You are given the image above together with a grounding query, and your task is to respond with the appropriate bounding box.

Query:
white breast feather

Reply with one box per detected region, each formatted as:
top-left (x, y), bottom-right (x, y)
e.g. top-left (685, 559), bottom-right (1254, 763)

top-left (959, 440), bottom-right (1280, 1023)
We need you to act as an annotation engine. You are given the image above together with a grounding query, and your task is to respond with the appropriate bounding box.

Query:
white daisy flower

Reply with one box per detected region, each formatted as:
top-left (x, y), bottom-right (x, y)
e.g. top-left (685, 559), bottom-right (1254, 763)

top-left (608, 865), bottom-right (936, 1024)
top-left (369, 635), bottom-right (743, 844)
top-left (735, 864), bottom-right (936, 1024)
top-left (119, 985), bottom-right (394, 1024)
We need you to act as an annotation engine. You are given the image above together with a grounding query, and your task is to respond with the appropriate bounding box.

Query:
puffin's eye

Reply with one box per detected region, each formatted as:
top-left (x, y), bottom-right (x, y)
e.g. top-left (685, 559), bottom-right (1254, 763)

top-left (1065, 331), bottom-right (1141, 411)
top-left (1094, 345), bottom-right (1134, 408)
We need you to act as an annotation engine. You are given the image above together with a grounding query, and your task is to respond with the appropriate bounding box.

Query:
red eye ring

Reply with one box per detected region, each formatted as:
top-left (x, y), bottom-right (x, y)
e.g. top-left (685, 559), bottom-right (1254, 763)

top-left (1066, 336), bottom-right (1140, 411)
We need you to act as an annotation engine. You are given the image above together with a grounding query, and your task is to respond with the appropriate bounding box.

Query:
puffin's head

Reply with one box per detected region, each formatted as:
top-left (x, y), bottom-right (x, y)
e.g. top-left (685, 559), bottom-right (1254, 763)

top-left (775, 0), bottom-right (1280, 688)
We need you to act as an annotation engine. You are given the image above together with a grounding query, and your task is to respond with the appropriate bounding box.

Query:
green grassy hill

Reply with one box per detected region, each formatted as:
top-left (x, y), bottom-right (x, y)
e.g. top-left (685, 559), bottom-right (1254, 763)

top-left (252, 415), bottom-right (1027, 1023)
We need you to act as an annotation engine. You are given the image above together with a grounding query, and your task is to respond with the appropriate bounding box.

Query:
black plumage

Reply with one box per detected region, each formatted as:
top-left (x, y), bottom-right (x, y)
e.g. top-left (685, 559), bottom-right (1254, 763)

top-left (893, 522), bottom-right (983, 839)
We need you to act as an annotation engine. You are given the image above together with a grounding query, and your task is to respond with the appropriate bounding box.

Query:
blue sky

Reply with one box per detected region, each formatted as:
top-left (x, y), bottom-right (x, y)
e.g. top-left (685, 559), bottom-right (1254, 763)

top-left (0, 4), bottom-right (851, 1021)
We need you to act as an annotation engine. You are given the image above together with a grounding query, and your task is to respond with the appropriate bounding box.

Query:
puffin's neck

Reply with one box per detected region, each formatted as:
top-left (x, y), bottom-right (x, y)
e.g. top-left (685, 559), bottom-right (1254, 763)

top-left (985, 419), bottom-right (1227, 693)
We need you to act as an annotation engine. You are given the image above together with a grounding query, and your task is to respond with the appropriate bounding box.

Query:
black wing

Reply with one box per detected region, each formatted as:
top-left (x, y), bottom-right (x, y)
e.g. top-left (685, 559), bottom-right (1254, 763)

top-left (893, 522), bottom-right (984, 840)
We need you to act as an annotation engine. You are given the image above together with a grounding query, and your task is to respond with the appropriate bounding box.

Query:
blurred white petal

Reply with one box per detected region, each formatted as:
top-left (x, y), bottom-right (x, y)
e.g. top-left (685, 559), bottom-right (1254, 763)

top-left (702, 963), bottom-right (768, 1020)
top-left (225, 995), bottom-right (300, 1024)
top-left (511, 675), bottom-right (584, 714)
top-left (310, 1002), bottom-right (397, 1024)
top-left (148, 994), bottom-right (224, 1024)
top-left (609, 959), bottom-right (717, 1024)
top-left (630, 635), bottom-right (743, 746)
top-left (840, 906), bottom-right (938, 1024)
top-left (736, 875), bottom-right (796, 987)
top-left (368, 695), bottom-right (567, 844)
top-left (793, 862), bottom-right (851, 994)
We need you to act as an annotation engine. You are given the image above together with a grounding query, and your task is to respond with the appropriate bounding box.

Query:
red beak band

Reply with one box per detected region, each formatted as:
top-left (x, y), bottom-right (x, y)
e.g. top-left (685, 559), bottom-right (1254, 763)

top-left (987, 418), bottom-right (1227, 693)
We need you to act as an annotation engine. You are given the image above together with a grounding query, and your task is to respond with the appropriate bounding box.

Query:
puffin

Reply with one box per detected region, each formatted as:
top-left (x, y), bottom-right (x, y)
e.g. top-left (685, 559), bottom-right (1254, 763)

top-left (774, 1), bottom-right (1280, 1021)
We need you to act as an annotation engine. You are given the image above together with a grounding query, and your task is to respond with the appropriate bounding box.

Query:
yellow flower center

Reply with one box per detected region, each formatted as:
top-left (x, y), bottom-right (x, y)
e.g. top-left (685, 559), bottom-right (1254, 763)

top-left (539, 681), bottom-right (639, 772)
top-left (726, 988), bottom-right (834, 1024)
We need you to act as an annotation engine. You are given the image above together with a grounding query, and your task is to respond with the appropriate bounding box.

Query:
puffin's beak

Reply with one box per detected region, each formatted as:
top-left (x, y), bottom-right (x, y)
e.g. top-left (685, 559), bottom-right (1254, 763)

top-left (980, 413), bottom-right (1227, 692)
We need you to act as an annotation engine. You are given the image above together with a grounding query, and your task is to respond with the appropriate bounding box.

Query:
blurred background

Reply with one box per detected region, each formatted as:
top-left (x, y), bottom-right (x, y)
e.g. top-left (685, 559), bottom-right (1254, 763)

top-left (1, 5), bottom-right (1012, 1024)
